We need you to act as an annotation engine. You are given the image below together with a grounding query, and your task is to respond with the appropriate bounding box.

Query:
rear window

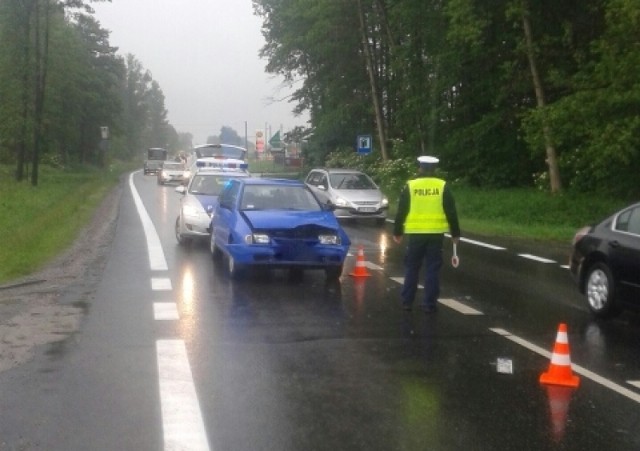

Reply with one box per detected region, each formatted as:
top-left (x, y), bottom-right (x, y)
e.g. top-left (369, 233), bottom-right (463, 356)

top-left (147, 148), bottom-right (167, 160)
top-left (194, 145), bottom-right (246, 160)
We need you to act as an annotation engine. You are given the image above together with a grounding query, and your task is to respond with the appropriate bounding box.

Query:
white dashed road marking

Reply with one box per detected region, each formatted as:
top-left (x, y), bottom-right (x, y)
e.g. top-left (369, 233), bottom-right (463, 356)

top-left (157, 340), bottom-right (211, 451)
top-left (154, 303), bottom-right (180, 321)
top-left (152, 278), bottom-right (173, 291)
top-left (130, 172), bottom-right (209, 451)
top-left (517, 253), bottom-right (557, 264)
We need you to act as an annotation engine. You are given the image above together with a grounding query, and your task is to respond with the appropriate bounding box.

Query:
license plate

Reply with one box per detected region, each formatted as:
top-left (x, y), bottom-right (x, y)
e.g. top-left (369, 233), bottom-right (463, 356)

top-left (358, 207), bottom-right (376, 213)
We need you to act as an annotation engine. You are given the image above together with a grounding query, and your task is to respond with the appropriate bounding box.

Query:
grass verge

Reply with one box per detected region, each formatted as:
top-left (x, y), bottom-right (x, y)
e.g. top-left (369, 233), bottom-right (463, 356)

top-left (0, 162), bottom-right (135, 284)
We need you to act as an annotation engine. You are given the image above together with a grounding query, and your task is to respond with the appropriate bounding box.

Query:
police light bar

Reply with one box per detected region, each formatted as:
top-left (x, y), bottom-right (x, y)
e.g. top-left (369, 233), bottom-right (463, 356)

top-left (195, 159), bottom-right (249, 170)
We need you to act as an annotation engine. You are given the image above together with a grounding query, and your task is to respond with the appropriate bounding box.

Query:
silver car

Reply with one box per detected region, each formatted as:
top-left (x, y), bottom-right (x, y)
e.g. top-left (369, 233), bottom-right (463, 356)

top-left (175, 167), bottom-right (250, 245)
top-left (305, 168), bottom-right (388, 225)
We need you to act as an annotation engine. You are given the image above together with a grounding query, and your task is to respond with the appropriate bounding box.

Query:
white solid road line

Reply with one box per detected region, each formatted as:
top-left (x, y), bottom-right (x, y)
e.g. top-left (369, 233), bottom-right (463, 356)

top-left (490, 328), bottom-right (640, 404)
top-left (157, 340), bottom-right (211, 451)
top-left (129, 172), bottom-right (168, 271)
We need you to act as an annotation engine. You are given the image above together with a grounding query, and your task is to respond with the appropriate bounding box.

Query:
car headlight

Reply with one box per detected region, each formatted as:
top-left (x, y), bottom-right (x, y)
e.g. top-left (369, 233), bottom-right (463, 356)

top-left (381, 197), bottom-right (389, 207)
top-left (183, 205), bottom-right (200, 218)
top-left (319, 234), bottom-right (341, 245)
top-left (246, 233), bottom-right (270, 244)
top-left (334, 196), bottom-right (349, 207)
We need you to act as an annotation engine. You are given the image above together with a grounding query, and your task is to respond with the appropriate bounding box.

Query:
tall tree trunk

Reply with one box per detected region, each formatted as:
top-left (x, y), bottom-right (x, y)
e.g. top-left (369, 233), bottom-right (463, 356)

top-left (356, 0), bottom-right (389, 161)
top-left (31, 0), bottom-right (51, 186)
top-left (15, 0), bottom-right (35, 182)
top-left (521, 2), bottom-right (562, 193)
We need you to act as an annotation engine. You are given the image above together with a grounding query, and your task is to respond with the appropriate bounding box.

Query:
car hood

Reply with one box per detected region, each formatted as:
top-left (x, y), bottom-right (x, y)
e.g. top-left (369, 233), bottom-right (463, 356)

top-left (332, 189), bottom-right (382, 201)
top-left (191, 194), bottom-right (218, 212)
top-left (243, 210), bottom-right (340, 230)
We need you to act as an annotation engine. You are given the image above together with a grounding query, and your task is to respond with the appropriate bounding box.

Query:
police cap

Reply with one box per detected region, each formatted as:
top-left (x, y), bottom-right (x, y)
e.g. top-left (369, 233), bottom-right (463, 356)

top-left (417, 156), bottom-right (439, 165)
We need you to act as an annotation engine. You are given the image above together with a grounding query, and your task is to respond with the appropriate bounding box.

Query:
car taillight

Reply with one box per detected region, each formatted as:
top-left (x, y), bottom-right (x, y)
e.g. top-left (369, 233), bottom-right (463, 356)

top-left (572, 226), bottom-right (591, 246)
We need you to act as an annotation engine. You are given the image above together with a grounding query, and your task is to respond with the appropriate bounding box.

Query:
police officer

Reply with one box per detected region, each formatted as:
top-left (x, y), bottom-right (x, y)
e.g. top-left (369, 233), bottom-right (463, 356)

top-left (393, 156), bottom-right (460, 313)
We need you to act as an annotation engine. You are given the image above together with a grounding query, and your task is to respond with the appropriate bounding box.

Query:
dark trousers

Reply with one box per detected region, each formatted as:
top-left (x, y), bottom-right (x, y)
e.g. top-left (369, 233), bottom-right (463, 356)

top-left (401, 234), bottom-right (444, 308)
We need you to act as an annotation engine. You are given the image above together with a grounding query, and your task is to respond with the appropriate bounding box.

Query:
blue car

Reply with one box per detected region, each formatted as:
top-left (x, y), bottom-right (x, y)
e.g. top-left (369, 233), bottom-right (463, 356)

top-left (209, 178), bottom-right (351, 280)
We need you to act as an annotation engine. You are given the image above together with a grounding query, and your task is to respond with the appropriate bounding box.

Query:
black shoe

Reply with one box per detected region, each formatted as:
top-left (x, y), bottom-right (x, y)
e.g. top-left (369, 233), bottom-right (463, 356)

top-left (422, 305), bottom-right (437, 314)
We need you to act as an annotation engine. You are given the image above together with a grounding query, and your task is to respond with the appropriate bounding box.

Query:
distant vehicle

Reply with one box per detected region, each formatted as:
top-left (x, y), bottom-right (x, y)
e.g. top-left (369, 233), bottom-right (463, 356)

top-left (144, 147), bottom-right (168, 175)
top-left (209, 178), bottom-right (351, 280)
top-left (157, 161), bottom-right (185, 185)
top-left (304, 168), bottom-right (389, 225)
top-left (174, 166), bottom-right (250, 246)
top-left (570, 201), bottom-right (640, 318)
top-left (183, 144), bottom-right (248, 183)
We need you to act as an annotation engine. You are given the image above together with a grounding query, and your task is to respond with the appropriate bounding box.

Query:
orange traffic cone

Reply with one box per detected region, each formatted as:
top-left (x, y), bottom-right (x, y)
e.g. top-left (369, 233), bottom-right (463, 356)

top-left (540, 323), bottom-right (580, 388)
top-left (349, 245), bottom-right (371, 277)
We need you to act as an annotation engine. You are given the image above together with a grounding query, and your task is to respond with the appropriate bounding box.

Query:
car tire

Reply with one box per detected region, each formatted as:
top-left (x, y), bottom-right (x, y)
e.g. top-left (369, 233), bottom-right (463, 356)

top-left (175, 217), bottom-right (191, 246)
top-left (210, 233), bottom-right (222, 260)
top-left (228, 254), bottom-right (244, 279)
top-left (585, 262), bottom-right (619, 318)
top-left (325, 265), bottom-right (343, 281)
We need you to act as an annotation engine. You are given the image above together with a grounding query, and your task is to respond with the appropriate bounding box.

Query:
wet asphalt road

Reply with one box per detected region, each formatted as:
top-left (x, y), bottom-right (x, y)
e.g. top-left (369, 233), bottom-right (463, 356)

top-left (1, 171), bottom-right (640, 450)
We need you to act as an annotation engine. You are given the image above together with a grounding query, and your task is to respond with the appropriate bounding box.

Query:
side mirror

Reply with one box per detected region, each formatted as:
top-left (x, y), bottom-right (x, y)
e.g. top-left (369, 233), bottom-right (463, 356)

top-left (175, 186), bottom-right (186, 194)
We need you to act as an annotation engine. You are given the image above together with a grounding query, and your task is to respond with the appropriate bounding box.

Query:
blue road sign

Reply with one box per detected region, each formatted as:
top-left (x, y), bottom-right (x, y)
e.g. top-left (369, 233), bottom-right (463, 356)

top-left (357, 135), bottom-right (372, 155)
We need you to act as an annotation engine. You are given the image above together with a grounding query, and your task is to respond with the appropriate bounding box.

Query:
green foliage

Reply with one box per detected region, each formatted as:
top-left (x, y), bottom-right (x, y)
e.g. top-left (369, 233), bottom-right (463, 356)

top-left (256, 0), bottom-right (640, 197)
top-left (0, 2), bottom-right (176, 178)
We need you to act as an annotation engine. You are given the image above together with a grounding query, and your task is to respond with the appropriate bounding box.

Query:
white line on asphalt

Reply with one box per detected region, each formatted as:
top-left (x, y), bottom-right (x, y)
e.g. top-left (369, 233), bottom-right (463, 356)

top-left (129, 172), bottom-right (168, 271)
top-left (457, 236), bottom-right (506, 251)
top-left (627, 381), bottom-right (640, 389)
top-left (490, 328), bottom-right (640, 404)
top-left (389, 277), bottom-right (483, 315)
top-left (438, 298), bottom-right (484, 315)
top-left (517, 254), bottom-right (557, 264)
top-left (156, 340), bottom-right (210, 451)
top-left (154, 303), bottom-right (180, 321)
top-left (364, 261), bottom-right (384, 271)
top-left (152, 278), bottom-right (173, 291)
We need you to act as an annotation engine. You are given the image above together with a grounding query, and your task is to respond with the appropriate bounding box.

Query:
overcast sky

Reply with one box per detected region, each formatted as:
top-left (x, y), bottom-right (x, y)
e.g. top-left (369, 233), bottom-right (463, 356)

top-left (91, 0), bottom-right (308, 144)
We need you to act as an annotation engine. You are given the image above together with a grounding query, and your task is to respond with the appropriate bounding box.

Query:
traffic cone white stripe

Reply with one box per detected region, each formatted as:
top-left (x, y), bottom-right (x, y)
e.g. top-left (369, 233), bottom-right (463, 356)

top-left (550, 354), bottom-right (572, 366)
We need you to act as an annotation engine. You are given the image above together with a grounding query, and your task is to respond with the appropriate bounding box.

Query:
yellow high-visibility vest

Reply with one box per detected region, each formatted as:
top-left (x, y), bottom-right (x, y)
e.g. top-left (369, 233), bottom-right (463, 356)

top-left (404, 178), bottom-right (449, 234)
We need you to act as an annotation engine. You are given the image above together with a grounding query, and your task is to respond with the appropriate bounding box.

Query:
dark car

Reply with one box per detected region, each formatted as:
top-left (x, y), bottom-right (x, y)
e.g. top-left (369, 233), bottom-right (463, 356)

top-left (209, 178), bottom-right (351, 280)
top-left (570, 202), bottom-right (640, 318)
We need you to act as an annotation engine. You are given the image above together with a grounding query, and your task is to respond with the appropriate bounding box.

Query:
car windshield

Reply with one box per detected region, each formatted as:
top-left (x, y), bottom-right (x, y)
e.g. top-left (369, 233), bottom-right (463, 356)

top-left (329, 173), bottom-right (376, 190)
top-left (241, 185), bottom-right (322, 211)
top-left (194, 144), bottom-right (246, 160)
top-left (189, 174), bottom-right (239, 196)
top-left (147, 148), bottom-right (167, 160)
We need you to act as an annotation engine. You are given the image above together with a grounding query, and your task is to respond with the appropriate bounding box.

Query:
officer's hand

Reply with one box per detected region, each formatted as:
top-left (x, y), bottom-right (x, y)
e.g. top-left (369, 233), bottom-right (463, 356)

top-left (393, 235), bottom-right (403, 244)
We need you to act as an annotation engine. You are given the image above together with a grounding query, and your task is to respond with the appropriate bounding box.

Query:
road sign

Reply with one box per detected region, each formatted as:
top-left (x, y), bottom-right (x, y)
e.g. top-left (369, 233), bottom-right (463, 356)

top-left (269, 130), bottom-right (282, 148)
top-left (357, 135), bottom-right (372, 155)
